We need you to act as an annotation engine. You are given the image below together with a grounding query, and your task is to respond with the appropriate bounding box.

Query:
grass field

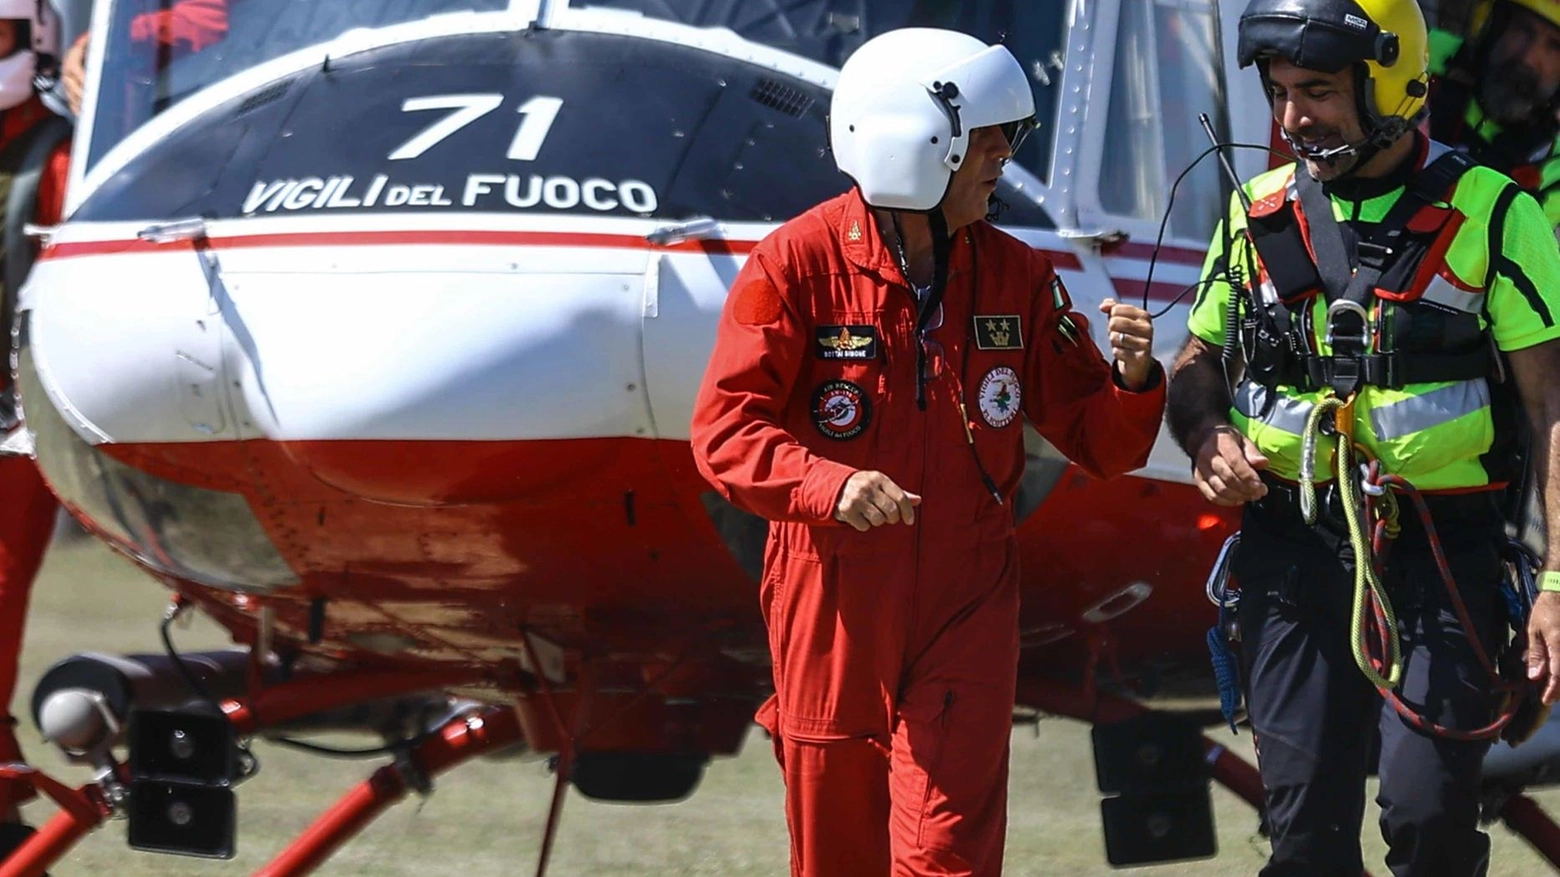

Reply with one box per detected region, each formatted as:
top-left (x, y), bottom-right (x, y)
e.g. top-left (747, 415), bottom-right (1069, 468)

top-left (11, 534), bottom-right (1560, 876)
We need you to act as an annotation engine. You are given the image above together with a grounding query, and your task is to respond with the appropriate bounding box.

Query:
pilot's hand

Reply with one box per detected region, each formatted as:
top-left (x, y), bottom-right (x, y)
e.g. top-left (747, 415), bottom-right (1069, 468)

top-left (63, 32), bottom-right (90, 117)
top-left (1192, 425), bottom-right (1269, 507)
top-left (1528, 591), bottom-right (1560, 705)
top-left (834, 471), bottom-right (921, 532)
top-left (1099, 299), bottom-right (1155, 391)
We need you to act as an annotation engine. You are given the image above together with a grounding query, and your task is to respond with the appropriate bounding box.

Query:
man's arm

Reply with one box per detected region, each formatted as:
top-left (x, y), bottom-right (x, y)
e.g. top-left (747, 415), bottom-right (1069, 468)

top-left (1167, 335), bottom-right (1234, 457)
top-left (689, 254), bottom-right (856, 525)
top-left (1166, 335), bottom-right (1269, 506)
top-left (690, 249), bottom-right (919, 532)
top-left (1508, 341), bottom-right (1560, 703)
top-left (1481, 184), bottom-right (1560, 702)
top-left (1018, 260), bottom-right (1164, 480)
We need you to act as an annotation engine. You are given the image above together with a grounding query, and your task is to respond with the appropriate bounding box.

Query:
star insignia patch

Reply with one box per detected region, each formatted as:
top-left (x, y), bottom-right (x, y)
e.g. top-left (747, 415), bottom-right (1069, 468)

top-left (974, 314), bottom-right (1023, 350)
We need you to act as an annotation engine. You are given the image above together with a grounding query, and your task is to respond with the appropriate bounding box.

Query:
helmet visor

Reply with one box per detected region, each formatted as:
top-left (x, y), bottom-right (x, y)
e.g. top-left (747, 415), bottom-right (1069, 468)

top-left (999, 117), bottom-right (1036, 154)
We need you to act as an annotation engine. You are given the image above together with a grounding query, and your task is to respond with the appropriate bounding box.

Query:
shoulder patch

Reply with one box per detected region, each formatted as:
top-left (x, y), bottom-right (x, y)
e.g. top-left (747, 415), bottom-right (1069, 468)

top-left (1049, 277), bottom-right (1071, 311)
top-left (732, 277), bottom-right (783, 326)
top-left (1249, 189), bottom-right (1288, 218)
top-left (1055, 313), bottom-right (1083, 347)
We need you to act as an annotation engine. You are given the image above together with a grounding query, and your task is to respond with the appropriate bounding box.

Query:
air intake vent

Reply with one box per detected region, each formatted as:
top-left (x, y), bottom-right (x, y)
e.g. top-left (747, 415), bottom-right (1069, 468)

top-left (750, 78), bottom-right (813, 118)
top-left (234, 80), bottom-right (291, 117)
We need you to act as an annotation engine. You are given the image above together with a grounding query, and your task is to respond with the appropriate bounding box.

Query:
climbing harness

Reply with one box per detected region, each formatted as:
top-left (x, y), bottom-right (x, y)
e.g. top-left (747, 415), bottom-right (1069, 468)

top-left (1297, 390), bottom-right (1530, 741)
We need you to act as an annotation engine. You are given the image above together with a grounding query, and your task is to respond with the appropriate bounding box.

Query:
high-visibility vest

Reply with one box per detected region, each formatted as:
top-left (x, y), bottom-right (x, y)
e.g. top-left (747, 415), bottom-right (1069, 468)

top-left (1199, 142), bottom-right (1549, 490)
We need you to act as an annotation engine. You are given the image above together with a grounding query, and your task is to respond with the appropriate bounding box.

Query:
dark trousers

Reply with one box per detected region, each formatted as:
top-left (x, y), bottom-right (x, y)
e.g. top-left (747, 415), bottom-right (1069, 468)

top-left (1234, 488), bottom-right (1506, 877)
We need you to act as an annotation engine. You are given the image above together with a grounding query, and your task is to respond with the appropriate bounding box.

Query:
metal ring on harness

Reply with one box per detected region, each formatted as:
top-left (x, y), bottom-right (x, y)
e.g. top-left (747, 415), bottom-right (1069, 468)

top-left (1324, 299), bottom-right (1373, 352)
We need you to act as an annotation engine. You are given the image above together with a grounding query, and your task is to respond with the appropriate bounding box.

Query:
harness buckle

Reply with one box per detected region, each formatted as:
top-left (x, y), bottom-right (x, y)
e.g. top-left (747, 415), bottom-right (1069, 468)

top-left (1324, 299), bottom-right (1374, 354)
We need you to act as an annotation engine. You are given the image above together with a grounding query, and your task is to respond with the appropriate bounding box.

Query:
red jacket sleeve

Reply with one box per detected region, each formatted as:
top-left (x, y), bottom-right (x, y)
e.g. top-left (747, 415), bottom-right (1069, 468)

top-left (689, 249), bottom-right (857, 524)
top-left (1022, 253), bottom-right (1165, 478)
top-left (33, 141), bottom-right (71, 227)
top-left (130, 0), bottom-right (229, 51)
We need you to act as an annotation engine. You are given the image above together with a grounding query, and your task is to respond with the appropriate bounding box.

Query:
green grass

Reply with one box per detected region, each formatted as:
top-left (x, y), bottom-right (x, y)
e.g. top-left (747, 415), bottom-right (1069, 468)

top-left (10, 536), bottom-right (1560, 875)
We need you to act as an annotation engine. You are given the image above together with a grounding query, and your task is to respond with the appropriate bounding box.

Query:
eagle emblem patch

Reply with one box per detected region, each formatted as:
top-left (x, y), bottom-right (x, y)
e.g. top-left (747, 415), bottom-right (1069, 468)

top-left (815, 325), bottom-right (877, 360)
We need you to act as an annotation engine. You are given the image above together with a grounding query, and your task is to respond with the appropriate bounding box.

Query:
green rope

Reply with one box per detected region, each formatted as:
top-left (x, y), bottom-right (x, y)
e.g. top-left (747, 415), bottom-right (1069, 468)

top-left (1299, 394), bottom-right (1403, 691)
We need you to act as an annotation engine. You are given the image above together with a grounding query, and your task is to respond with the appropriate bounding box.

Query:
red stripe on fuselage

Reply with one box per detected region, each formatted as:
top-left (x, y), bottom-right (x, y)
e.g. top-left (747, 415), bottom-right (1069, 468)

top-left (1105, 241), bottom-right (1206, 266)
top-left (38, 227), bottom-right (1089, 270)
top-left (38, 229), bottom-right (760, 260)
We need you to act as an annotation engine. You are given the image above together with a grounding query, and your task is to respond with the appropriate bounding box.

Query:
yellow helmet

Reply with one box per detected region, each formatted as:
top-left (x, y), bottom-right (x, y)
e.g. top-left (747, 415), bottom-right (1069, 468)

top-left (1238, 0), bottom-right (1430, 139)
top-left (1467, 0), bottom-right (1560, 43)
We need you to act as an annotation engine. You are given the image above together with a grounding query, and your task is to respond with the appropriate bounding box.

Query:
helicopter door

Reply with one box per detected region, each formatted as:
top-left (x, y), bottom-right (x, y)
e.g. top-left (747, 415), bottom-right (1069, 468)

top-left (1075, 0), bottom-right (1232, 251)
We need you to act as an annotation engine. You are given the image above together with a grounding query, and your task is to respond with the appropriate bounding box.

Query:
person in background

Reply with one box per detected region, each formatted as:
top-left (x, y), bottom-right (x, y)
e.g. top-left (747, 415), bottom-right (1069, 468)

top-left (60, 0), bottom-right (229, 115)
top-left (0, 0), bottom-right (69, 856)
top-left (1427, 0), bottom-right (1560, 226)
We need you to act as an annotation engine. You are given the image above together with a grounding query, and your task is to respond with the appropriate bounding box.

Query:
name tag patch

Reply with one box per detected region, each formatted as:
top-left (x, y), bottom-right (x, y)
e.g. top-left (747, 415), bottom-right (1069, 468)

top-left (816, 325), bottom-right (877, 360)
top-left (974, 315), bottom-right (1023, 350)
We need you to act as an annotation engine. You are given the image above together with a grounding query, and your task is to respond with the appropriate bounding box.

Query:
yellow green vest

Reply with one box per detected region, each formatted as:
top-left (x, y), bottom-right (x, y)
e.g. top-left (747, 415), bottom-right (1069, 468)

top-left (1188, 143), bottom-right (1560, 490)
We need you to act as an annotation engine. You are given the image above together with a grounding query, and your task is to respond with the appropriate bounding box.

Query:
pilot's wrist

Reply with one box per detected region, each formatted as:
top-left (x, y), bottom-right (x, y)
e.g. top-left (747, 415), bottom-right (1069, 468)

top-left (1541, 571), bottom-right (1560, 594)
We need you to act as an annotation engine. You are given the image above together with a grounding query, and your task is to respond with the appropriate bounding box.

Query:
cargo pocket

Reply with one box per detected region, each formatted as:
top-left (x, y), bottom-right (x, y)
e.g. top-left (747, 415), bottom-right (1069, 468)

top-left (770, 550), bottom-right (897, 739)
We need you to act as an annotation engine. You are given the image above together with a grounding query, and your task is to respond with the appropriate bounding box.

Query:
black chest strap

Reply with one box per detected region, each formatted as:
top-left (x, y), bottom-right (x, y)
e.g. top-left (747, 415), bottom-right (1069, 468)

top-left (1289, 151), bottom-right (1479, 396)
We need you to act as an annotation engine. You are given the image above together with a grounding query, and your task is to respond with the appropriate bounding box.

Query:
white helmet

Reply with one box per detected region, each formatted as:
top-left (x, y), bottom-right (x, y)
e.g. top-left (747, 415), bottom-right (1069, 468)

top-left (0, 0), bottom-right (57, 111)
top-left (830, 28), bottom-right (1036, 212)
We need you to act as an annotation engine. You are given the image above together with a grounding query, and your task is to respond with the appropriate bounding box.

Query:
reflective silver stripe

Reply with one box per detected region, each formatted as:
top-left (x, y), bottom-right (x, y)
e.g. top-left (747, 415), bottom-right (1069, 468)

top-left (1368, 379), bottom-right (1491, 440)
top-left (1233, 381), bottom-right (1314, 434)
top-left (1419, 273), bottom-right (1484, 314)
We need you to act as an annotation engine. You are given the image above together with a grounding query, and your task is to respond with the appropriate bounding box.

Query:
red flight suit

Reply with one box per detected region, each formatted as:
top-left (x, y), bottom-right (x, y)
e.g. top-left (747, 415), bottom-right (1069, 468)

top-left (129, 0), bottom-right (230, 52)
top-left (0, 97), bottom-right (68, 819)
top-left (690, 189), bottom-right (1164, 876)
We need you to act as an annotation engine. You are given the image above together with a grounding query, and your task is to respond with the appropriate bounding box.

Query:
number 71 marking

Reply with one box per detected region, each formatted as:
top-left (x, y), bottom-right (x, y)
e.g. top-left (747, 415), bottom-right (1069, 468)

top-left (388, 94), bottom-right (564, 162)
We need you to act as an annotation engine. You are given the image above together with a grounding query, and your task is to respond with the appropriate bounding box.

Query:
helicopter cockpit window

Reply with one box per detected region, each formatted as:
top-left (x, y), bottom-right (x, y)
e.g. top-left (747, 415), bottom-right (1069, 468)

top-left (86, 0), bottom-right (511, 173)
top-left (1097, 0), bottom-right (1228, 242)
top-left (571, 0), bottom-right (1068, 187)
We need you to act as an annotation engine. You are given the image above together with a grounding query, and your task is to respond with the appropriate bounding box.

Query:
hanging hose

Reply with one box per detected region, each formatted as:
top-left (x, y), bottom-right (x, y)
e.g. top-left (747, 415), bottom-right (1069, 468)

top-left (1297, 391), bottom-right (1524, 741)
top-left (1374, 472), bottom-right (1524, 741)
top-left (1299, 394), bottom-right (1402, 691)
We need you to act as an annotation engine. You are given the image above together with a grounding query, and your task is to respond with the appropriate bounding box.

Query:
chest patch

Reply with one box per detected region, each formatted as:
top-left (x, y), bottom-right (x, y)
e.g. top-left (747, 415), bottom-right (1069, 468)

top-left (815, 325), bottom-right (877, 360)
top-left (812, 380), bottom-right (872, 440)
top-left (974, 315), bottom-right (1023, 350)
top-left (977, 367), bottom-right (1022, 429)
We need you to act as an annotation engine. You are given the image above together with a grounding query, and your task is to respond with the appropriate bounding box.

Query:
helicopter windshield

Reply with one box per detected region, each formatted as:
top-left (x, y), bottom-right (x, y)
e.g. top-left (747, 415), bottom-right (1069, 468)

top-left (86, 0), bottom-right (512, 173)
top-left (571, 0), bottom-right (1070, 185)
